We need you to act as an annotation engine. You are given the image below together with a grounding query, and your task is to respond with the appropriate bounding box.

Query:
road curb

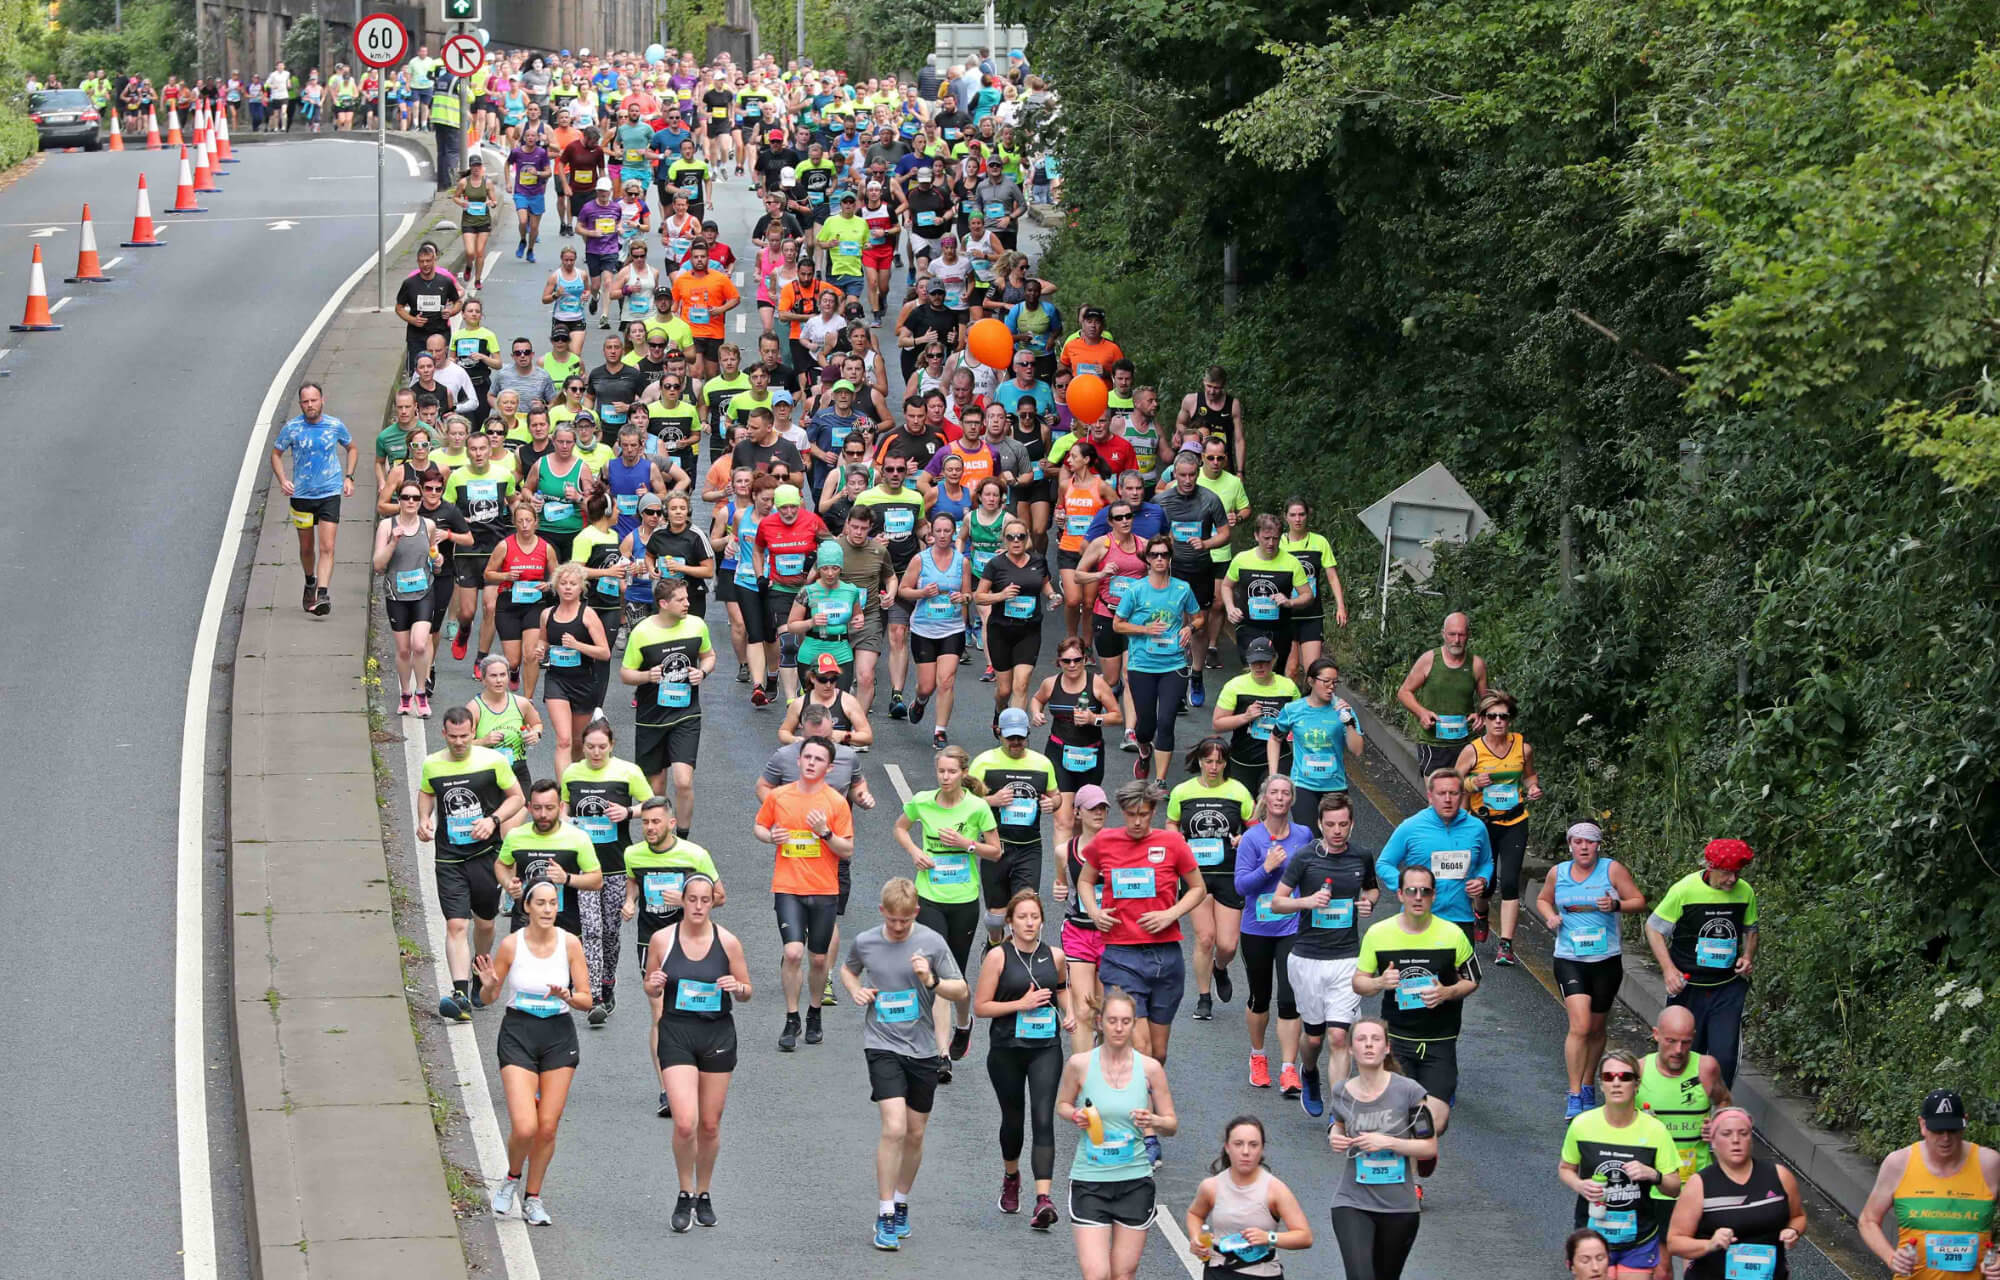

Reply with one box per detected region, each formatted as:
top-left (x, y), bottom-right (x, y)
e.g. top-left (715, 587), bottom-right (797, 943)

top-left (1337, 678), bottom-right (1876, 1221)
top-left (226, 192), bottom-right (468, 1280)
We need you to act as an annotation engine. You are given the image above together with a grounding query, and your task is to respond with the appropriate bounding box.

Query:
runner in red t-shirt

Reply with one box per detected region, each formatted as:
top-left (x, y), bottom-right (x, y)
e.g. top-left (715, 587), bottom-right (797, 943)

top-left (1077, 779), bottom-right (1204, 1063)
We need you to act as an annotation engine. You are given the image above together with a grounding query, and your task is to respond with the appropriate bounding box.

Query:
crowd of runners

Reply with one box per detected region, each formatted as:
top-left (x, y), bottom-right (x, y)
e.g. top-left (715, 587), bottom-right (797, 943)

top-left (259, 38), bottom-right (1999, 1280)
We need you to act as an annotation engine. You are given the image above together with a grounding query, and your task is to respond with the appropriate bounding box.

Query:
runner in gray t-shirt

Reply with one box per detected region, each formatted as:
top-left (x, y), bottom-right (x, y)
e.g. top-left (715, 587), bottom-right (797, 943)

top-left (842, 880), bottom-right (972, 1249)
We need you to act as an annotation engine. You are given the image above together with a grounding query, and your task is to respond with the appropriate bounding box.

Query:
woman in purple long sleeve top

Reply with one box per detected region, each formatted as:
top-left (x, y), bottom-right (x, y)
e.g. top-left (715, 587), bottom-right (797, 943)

top-left (1233, 775), bottom-right (1314, 1095)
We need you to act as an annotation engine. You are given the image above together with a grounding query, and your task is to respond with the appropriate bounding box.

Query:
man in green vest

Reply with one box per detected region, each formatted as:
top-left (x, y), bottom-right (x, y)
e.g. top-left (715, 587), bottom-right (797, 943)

top-left (430, 73), bottom-right (463, 192)
top-left (1396, 610), bottom-right (1488, 777)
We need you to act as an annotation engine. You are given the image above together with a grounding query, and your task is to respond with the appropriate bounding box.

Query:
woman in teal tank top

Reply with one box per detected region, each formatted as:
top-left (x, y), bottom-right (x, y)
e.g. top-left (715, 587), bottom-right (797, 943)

top-left (533, 423), bottom-right (594, 560)
top-left (1536, 822), bottom-right (1646, 1118)
top-left (1059, 987), bottom-right (1179, 1269)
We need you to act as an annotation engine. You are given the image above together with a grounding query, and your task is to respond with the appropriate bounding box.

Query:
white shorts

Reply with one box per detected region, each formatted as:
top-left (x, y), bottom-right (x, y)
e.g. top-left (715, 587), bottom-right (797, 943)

top-left (1287, 954), bottom-right (1360, 1031)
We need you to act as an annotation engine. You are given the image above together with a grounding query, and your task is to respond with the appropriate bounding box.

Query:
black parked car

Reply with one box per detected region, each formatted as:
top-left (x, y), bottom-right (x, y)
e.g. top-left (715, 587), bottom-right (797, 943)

top-left (29, 89), bottom-right (103, 151)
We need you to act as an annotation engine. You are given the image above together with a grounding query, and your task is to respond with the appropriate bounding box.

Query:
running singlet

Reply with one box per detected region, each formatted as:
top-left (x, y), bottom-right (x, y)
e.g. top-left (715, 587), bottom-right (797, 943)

top-left (1636, 1052), bottom-right (1715, 1181)
top-left (1891, 1142), bottom-right (1997, 1280)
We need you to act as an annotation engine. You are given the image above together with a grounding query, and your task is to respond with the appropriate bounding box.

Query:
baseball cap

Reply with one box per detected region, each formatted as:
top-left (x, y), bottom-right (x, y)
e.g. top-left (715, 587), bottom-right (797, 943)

top-left (637, 492), bottom-right (664, 512)
top-left (1076, 784), bottom-right (1110, 811)
top-left (549, 326), bottom-right (572, 342)
top-left (997, 707), bottom-right (1031, 738)
top-left (1922, 1090), bottom-right (1967, 1131)
top-left (814, 652), bottom-right (842, 676)
top-left (925, 280), bottom-right (945, 295)
top-left (773, 484), bottom-right (803, 508)
top-left (916, 168), bottom-right (934, 183)
top-left (1244, 636), bottom-right (1276, 663)
top-left (838, 189), bottom-right (858, 202)
top-left (780, 165), bottom-right (797, 184)
top-left (595, 175), bottom-right (612, 189)
top-left (867, 180), bottom-right (883, 192)
top-left (830, 379), bottom-right (858, 393)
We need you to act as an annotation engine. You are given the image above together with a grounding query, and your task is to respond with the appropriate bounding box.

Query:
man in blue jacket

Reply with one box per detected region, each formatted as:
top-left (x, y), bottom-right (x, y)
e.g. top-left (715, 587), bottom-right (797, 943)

top-left (1376, 771), bottom-right (1493, 937)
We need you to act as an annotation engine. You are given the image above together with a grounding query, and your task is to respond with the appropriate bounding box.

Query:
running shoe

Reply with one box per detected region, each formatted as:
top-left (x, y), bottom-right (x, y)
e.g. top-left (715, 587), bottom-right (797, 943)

top-left (737, 664), bottom-right (751, 683)
top-left (1581, 1085), bottom-right (1599, 1109)
top-left (894, 1201), bottom-right (911, 1238)
top-left (779, 1012), bottom-right (800, 1051)
top-left (873, 1213), bottom-right (900, 1250)
top-left (932, 728), bottom-right (948, 748)
top-left (908, 694), bottom-right (928, 724)
top-left (937, 1054), bottom-right (953, 1085)
top-left (314, 586), bottom-right (331, 616)
top-left (980, 664), bottom-right (996, 682)
top-left (658, 1091), bottom-right (672, 1118)
top-left (967, 620), bottom-right (982, 650)
top-left (1565, 1091), bottom-right (1586, 1120)
top-left (1299, 1066), bottom-right (1324, 1118)
top-left (950, 1023), bottom-right (972, 1060)
top-left (515, 239), bottom-right (526, 259)
top-left (998, 1171), bottom-right (1021, 1215)
top-left (1205, 649), bottom-right (1223, 670)
top-left (1144, 1135), bottom-right (1163, 1169)
top-left (1121, 729), bottom-right (1139, 753)
top-left (491, 1174), bottom-right (519, 1216)
top-left (509, 668), bottom-right (520, 691)
top-left (439, 993), bottom-right (471, 1022)
top-left (1279, 1063), bottom-right (1302, 1098)
top-left (1248, 1052), bottom-right (1271, 1088)
top-left (1191, 993), bottom-right (1213, 1021)
top-left (889, 693), bottom-right (907, 720)
top-left (414, 693), bottom-right (431, 718)
top-left (672, 1191), bottom-right (695, 1233)
top-left (1188, 673), bottom-right (1205, 708)
top-left (694, 1192), bottom-right (717, 1227)
top-left (525, 249), bottom-right (536, 263)
top-left (751, 686), bottom-right (770, 707)
top-left (399, 693), bottom-right (412, 716)
top-left (1030, 1195), bottom-right (1058, 1230)
top-left (1494, 939), bottom-right (1518, 966)
top-left (598, 315), bottom-right (611, 329)
top-left (822, 975), bottom-right (837, 1006)
top-left (600, 987), bottom-right (615, 1016)
top-left (1473, 915), bottom-right (1491, 943)
top-left (804, 1007), bottom-right (823, 1044)
top-left (588, 291), bottom-right (598, 315)
top-left (1213, 964), bottom-right (1233, 1004)
top-left (588, 1000), bottom-right (608, 1028)
top-left (522, 1195), bottom-right (552, 1226)
top-left (452, 633), bottom-right (469, 661)
top-left (303, 579), bottom-right (317, 613)
top-left (1134, 755), bottom-right (1150, 780)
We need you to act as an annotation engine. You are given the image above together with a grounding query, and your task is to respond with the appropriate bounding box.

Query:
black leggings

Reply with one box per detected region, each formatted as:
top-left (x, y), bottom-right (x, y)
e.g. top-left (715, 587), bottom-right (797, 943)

top-left (1129, 668), bottom-right (1190, 755)
top-left (917, 896), bottom-right (981, 976)
top-left (1330, 1205), bottom-right (1421, 1280)
top-left (1485, 817), bottom-right (1530, 903)
top-left (986, 1044), bottom-right (1062, 1180)
top-left (1239, 932), bottom-right (1297, 1019)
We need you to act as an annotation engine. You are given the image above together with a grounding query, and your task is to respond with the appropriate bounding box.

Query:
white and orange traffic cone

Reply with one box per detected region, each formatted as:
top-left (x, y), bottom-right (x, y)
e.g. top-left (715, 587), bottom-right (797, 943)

top-left (122, 174), bottom-right (165, 246)
top-left (144, 109), bottom-right (162, 149)
top-left (64, 205), bottom-right (113, 282)
top-left (192, 136), bottom-right (221, 193)
top-left (165, 146), bottom-right (206, 214)
top-left (215, 109), bottom-right (236, 163)
top-left (166, 107), bottom-right (183, 147)
top-left (107, 111), bottom-right (125, 151)
top-left (10, 246), bottom-right (63, 332)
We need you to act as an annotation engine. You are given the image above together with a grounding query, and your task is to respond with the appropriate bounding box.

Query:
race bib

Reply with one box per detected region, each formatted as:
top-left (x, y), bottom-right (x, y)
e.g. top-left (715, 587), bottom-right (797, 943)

top-left (1170, 520), bottom-right (1200, 544)
top-left (456, 337), bottom-right (481, 358)
top-left (775, 552), bottom-right (808, 577)
top-left (595, 216), bottom-right (617, 236)
top-left (546, 645), bottom-right (581, 667)
top-left (1570, 924), bottom-right (1610, 957)
top-left (1190, 838), bottom-right (1226, 868)
top-left (510, 582), bottom-right (543, 604)
top-left (1084, 1132), bottom-right (1135, 1165)
top-left (616, 493), bottom-right (639, 515)
top-left (468, 479), bottom-right (499, 507)
top-left (875, 988), bottom-right (919, 1022)
top-left (675, 979), bottom-right (721, 1012)
top-left (816, 599), bottom-right (853, 630)
top-left (1394, 972), bottom-right (1437, 1011)
top-left (1299, 748), bottom-right (1338, 785)
top-left (916, 210), bottom-right (936, 227)
top-left (510, 991), bottom-right (565, 1017)
top-left (415, 293), bottom-right (443, 313)
top-left (1311, 899), bottom-right (1354, 930)
top-left (1064, 515), bottom-right (1091, 538)
top-left (1061, 744), bottom-right (1099, 772)
top-left (1108, 866), bottom-right (1154, 899)
top-left (1926, 1235), bottom-right (1978, 1273)
top-left (445, 814), bottom-right (481, 844)
top-left (1144, 631), bottom-right (1183, 660)
top-left (929, 852), bottom-right (974, 885)
top-left (1482, 780), bottom-right (1521, 810)
top-left (1597, 1208), bottom-right (1637, 1244)
top-left (1356, 1151), bottom-right (1407, 1184)
top-left (780, 831), bottom-right (821, 858)
top-left (467, 200), bottom-right (488, 217)
top-left (919, 592), bottom-right (958, 621)
top-left (1002, 795), bottom-right (1038, 825)
top-left (574, 814), bottom-right (616, 843)
top-left (687, 305), bottom-right (709, 325)
top-left (1696, 936), bottom-right (1738, 969)
top-left (642, 871), bottom-right (685, 910)
top-left (985, 200), bottom-right (1005, 220)
top-left (883, 507), bottom-right (915, 536)
top-left (1434, 713), bottom-right (1469, 740)
top-left (394, 568), bottom-right (429, 594)
top-left (837, 239), bottom-right (859, 258)
top-left (1724, 1244), bottom-right (1777, 1280)
top-left (944, 287), bottom-right (962, 309)
top-left (1015, 1007), bottom-right (1057, 1039)
top-left (1003, 596), bottom-right (1036, 619)
top-left (1247, 595), bottom-right (1279, 621)
top-left (656, 680), bottom-right (691, 707)
top-left (542, 499), bottom-right (576, 522)
top-left (1430, 848), bottom-right (1471, 880)
top-left (668, 236), bottom-right (692, 258)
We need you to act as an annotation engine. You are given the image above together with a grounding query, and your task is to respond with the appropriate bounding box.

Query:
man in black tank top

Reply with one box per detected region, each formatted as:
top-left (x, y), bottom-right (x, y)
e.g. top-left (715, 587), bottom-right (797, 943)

top-left (1176, 364), bottom-right (1245, 473)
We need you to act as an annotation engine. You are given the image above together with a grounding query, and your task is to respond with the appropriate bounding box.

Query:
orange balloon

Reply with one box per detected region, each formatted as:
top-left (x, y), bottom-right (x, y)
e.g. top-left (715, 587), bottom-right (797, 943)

top-left (968, 317), bottom-right (1015, 371)
top-left (1067, 373), bottom-right (1109, 424)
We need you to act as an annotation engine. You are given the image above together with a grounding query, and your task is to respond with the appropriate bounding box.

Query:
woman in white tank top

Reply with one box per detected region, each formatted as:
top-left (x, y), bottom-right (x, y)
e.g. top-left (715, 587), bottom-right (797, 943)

top-left (1184, 1116), bottom-right (1313, 1277)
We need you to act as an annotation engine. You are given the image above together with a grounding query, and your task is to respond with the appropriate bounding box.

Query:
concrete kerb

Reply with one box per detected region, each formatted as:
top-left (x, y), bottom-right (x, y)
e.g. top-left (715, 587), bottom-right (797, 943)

top-left (226, 191), bottom-right (467, 1280)
top-left (1339, 679), bottom-right (1876, 1221)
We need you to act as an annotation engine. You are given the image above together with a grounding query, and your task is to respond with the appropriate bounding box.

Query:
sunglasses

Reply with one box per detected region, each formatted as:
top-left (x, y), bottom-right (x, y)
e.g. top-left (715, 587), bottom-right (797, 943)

top-left (1059, 656), bottom-right (1085, 666)
top-left (1109, 511), bottom-right (1134, 521)
top-left (1146, 550), bottom-right (1172, 560)
top-left (1004, 532), bottom-right (1028, 541)
top-left (1485, 712), bottom-right (1511, 721)
top-left (398, 492), bottom-right (422, 500)
top-left (1402, 886), bottom-right (1436, 897)
top-left (422, 483), bottom-right (445, 491)
top-left (512, 348), bottom-right (533, 356)
top-left (810, 673), bottom-right (840, 683)
top-left (1599, 1070), bottom-right (1636, 1083)
top-left (565, 384), bottom-right (584, 392)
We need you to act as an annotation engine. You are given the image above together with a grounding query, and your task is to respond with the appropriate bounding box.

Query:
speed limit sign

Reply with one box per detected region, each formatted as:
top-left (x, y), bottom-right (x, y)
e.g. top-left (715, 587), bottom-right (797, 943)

top-left (352, 12), bottom-right (409, 69)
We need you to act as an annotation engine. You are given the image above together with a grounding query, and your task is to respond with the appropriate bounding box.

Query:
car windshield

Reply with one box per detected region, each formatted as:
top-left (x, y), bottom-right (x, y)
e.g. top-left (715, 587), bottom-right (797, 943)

top-left (30, 90), bottom-right (92, 111)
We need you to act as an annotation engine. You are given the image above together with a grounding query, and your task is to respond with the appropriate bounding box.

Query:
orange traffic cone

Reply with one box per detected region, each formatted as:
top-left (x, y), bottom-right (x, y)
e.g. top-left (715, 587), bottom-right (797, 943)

top-left (144, 109), bottom-right (162, 149)
top-left (64, 205), bottom-right (112, 282)
top-left (192, 137), bottom-right (221, 193)
top-left (166, 146), bottom-right (206, 214)
top-left (107, 111), bottom-right (125, 151)
top-left (215, 109), bottom-right (236, 163)
top-left (166, 107), bottom-right (184, 147)
top-left (122, 173), bottom-right (165, 246)
top-left (10, 246), bottom-right (63, 332)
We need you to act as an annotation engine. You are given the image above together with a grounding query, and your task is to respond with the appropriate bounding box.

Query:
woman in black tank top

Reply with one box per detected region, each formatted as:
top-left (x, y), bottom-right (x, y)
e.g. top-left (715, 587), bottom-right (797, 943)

top-left (537, 562), bottom-right (611, 776)
top-left (972, 890), bottom-right (1073, 1226)
top-left (643, 875), bottom-right (751, 1232)
top-left (1666, 1107), bottom-right (1804, 1279)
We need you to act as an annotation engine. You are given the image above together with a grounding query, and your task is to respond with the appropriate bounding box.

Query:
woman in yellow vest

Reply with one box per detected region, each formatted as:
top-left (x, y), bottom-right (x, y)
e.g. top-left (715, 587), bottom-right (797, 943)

top-left (1858, 1089), bottom-right (1999, 1280)
top-left (1454, 690), bottom-right (1540, 966)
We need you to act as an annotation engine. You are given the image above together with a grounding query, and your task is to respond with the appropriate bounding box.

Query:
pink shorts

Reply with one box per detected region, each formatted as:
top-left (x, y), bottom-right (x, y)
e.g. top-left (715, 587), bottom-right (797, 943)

top-left (1061, 919), bottom-right (1105, 966)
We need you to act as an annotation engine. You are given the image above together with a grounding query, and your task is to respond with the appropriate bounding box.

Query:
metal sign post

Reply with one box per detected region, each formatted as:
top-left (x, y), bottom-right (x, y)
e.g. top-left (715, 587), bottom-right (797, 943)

top-left (353, 11), bottom-right (409, 311)
top-left (1356, 463), bottom-right (1492, 635)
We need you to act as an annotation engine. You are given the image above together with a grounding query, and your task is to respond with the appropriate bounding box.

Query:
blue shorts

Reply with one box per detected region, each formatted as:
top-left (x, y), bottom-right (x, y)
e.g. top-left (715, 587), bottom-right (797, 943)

top-left (831, 272), bottom-right (864, 298)
top-left (514, 191), bottom-right (546, 217)
top-left (416, 88), bottom-right (434, 104)
top-left (1097, 942), bottom-right (1185, 1024)
top-left (585, 251), bottom-right (620, 277)
top-left (1606, 1235), bottom-right (1660, 1272)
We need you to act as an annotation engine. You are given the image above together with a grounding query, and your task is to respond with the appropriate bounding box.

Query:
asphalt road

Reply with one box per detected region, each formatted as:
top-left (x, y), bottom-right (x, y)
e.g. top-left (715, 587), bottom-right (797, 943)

top-left (383, 159), bottom-right (1868, 1280)
top-left (0, 137), bottom-right (434, 1280)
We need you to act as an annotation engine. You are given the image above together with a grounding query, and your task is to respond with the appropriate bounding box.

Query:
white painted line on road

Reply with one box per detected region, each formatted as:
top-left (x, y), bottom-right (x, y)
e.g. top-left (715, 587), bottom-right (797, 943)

top-left (307, 175), bottom-right (374, 181)
top-left (733, 270), bottom-right (743, 287)
top-left (313, 135), bottom-right (425, 178)
top-left (886, 762), bottom-right (915, 804)
top-left (47, 296), bottom-right (70, 313)
top-left (484, 248), bottom-right (502, 285)
top-left (401, 722), bottom-right (543, 1280)
top-left (103, 255), bottom-right (123, 270)
top-left (735, 312), bottom-right (746, 333)
top-left (175, 205), bottom-right (418, 1280)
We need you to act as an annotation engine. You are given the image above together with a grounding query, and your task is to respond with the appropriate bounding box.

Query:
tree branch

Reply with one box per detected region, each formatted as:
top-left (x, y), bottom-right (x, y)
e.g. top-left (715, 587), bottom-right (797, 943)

top-left (1568, 308), bottom-right (1693, 389)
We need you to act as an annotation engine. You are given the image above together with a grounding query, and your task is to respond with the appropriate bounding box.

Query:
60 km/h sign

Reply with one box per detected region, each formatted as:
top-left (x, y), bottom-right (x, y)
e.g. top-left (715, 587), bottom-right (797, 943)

top-left (441, 33), bottom-right (486, 78)
top-left (352, 12), bottom-right (409, 69)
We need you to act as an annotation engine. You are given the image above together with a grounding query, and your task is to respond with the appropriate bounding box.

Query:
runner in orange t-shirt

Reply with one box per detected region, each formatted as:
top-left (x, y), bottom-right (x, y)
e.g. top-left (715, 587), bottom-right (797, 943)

top-left (548, 119), bottom-right (584, 234)
top-left (753, 739), bottom-right (855, 1034)
top-left (1059, 306), bottom-right (1124, 380)
top-left (671, 241), bottom-right (742, 378)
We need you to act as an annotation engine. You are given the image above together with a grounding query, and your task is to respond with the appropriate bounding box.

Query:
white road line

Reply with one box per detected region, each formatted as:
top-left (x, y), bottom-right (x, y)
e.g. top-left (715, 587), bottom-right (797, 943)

top-left (310, 135), bottom-right (425, 177)
top-left (484, 248), bottom-right (502, 285)
top-left (176, 206), bottom-right (418, 1280)
top-left (734, 312), bottom-right (746, 333)
top-left (48, 296), bottom-right (71, 313)
top-left (401, 723), bottom-right (543, 1280)
top-left (886, 762), bottom-right (915, 804)
top-left (103, 255), bottom-right (124, 270)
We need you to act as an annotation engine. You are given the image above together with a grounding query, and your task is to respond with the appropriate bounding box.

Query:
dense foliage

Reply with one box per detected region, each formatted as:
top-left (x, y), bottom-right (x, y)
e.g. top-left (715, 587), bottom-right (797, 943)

top-left (662, 0), bottom-right (981, 77)
top-left (0, 0), bottom-right (41, 167)
top-left (21, 0), bottom-right (196, 87)
top-left (1015, 0), bottom-right (2000, 1153)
